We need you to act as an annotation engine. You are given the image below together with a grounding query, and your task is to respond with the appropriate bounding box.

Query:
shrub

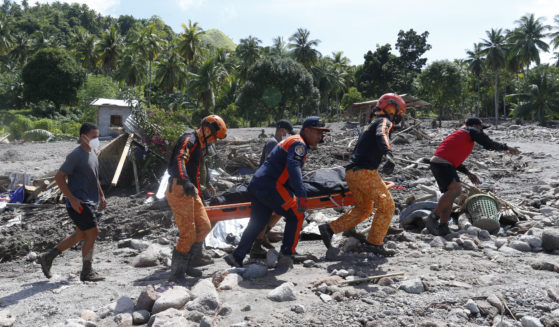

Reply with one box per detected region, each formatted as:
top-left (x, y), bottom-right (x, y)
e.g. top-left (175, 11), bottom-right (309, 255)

top-left (33, 118), bottom-right (58, 132)
top-left (8, 115), bottom-right (33, 139)
top-left (61, 121), bottom-right (81, 136)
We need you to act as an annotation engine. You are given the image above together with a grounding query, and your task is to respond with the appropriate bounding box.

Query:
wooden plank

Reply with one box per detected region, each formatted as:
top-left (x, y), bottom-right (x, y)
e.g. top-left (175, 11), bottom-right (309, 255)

top-left (0, 134), bottom-right (9, 143)
top-left (111, 133), bottom-right (134, 187)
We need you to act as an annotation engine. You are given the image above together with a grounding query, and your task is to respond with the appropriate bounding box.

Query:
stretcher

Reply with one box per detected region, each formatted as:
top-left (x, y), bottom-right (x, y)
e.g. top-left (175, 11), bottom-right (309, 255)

top-left (205, 181), bottom-right (395, 223)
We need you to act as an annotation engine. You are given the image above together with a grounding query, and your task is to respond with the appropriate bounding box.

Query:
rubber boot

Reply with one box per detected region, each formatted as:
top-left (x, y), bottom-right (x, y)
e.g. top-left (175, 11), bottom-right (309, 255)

top-left (362, 242), bottom-right (396, 257)
top-left (183, 251), bottom-right (203, 278)
top-left (168, 249), bottom-right (187, 283)
top-left (438, 222), bottom-right (451, 236)
top-left (319, 224), bottom-right (334, 249)
top-left (249, 239), bottom-right (267, 259)
top-left (39, 248), bottom-right (61, 279)
top-left (426, 212), bottom-right (441, 236)
top-left (190, 242), bottom-right (214, 267)
top-left (80, 260), bottom-right (105, 282)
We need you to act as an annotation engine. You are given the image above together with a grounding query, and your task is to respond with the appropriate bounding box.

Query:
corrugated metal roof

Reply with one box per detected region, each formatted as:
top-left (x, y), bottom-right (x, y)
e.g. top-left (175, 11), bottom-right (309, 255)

top-left (89, 98), bottom-right (138, 107)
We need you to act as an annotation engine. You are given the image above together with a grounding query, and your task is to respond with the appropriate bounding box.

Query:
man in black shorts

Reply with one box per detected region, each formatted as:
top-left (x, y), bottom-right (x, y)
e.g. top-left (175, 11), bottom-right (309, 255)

top-left (427, 118), bottom-right (519, 236)
top-left (38, 123), bottom-right (107, 281)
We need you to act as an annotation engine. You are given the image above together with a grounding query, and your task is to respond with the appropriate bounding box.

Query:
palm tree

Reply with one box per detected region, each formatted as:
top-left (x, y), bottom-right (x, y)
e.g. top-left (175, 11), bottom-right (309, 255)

top-left (511, 65), bottom-right (559, 122)
top-left (188, 57), bottom-right (229, 111)
top-left (271, 36), bottom-right (288, 57)
top-left (9, 32), bottom-right (29, 66)
top-left (115, 51), bottom-right (147, 87)
top-left (331, 51), bottom-right (350, 67)
top-left (480, 28), bottom-right (508, 124)
top-left (508, 14), bottom-right (550, 74)
top-left (288, 28), bottom-right (321, 70)
top-left (136, 23), bottom-right (166, 104)
top-left (72, 28), bottom-right (98, 72)
top-left (236, 36), bottom-right (261, 81)
top-left (0, 14), bottom-right (12, 56)
top-left (551, 14), bottom-right (559, 52)
top-left (465, 43), bottom-right (484, 116)
top-left (177, 20), bottom-right (205, 68)
top-left (155, 48), bottom-right (187, 94)
top-left (96, 25), bottom-right (124, 74)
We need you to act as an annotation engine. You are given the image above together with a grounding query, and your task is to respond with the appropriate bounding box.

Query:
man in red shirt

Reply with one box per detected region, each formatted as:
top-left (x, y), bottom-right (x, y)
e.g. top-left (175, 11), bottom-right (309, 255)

top-left (427, 118), bottom-right (519, 236)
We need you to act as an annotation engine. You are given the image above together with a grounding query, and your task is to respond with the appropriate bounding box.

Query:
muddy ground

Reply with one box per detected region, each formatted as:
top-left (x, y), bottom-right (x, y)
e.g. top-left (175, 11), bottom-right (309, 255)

top-left (1, 119), bottom-right (559, 327)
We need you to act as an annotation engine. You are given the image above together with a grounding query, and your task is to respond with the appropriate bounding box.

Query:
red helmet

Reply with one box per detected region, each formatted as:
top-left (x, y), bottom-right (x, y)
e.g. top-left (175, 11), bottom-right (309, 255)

top-left (377, 93), bottom-right (406, 115)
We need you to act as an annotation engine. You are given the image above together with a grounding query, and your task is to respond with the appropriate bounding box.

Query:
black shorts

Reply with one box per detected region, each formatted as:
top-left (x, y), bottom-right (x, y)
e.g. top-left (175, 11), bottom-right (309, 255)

top-left (430, 162), bottom-right (460, 193)
top-left (67, 203), bottom-right (99, 231)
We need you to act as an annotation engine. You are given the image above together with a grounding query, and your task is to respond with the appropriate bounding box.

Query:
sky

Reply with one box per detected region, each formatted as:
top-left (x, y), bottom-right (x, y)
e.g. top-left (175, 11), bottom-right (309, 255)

top-left (19, 0), bottom-right (559, 66)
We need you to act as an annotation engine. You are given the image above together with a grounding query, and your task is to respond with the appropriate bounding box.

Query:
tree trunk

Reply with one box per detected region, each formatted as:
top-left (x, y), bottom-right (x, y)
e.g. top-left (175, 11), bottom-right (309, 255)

top-left (494, 70), bottom-right (499, 125)
top-left (476, 77), bottom-right (481, 117)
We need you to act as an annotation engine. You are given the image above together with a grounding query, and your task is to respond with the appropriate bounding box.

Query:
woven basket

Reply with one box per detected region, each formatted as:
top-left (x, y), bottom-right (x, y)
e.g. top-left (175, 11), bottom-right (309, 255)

top-left (465, 194), bottom-right (500, 233)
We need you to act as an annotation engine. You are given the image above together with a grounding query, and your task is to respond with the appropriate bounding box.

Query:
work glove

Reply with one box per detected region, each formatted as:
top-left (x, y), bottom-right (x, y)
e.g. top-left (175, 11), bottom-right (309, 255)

top-left (297, 197), bottom-right (308, 213)
top-left (507, 147), bottom-right (520, 155)
top-left (380, 153), bottom-right (396, 175)
top-left (181, 180), bottom-right (198, 197)
top-left (467, 173), bottom-right (481, 185)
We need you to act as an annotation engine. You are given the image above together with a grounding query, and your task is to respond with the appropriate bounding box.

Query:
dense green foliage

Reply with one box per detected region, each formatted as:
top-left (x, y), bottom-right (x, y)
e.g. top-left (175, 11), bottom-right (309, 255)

top-left (1, 0), bottom-right (559, 146)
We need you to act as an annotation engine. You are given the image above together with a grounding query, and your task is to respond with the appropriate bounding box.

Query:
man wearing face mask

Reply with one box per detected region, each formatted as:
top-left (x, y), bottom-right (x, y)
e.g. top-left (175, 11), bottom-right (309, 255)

top-left (319, 93), bottom-right (406, 257)
top-left (166, 115), bottom-right (227, 282)
top-left (426, 117), bottom-right (520, 236)
top-left (38, 123), bottom-right (107, 281)
top-left (250, 119), bottom-right (295, 258)
top-left (225, 117), bottom-right (329, 268)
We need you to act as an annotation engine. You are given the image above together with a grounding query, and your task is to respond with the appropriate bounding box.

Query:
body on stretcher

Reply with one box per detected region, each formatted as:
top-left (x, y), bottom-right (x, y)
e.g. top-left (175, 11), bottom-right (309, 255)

top-left (205, 181), bottom-right (395, 223)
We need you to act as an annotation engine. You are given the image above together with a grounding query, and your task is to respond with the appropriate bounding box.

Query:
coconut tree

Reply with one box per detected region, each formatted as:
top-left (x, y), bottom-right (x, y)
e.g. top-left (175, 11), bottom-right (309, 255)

top-left (115, 51), bottom-right (147, 87)
top-left (288, 28), bottom-right (321, 70)
top-left (155, 47), bottom-right (187, 94)
top-left (177, 20), bottom-right (205, 68)
top-left (71, 28), bottom-right (98, 72)
top-left (465, 43), bottom-right (484, 116)
top-left (96, 25), bottom-right (124, 74)
top-left (136, 23), bottom-right (166, 104)
top-left (9, 32), bottom-right (29, 66)
top-left (480, 28), bottom-right (508, 124)
top-left (236, 35), bottom-right (261, 81)
top-left (188, 57), bottom-right (229, 111)
top-left (271, 36), bottom-right (288, 57)
top-left (511, 65), bottom-right (559, 122)
top-left (508, 14), bottom-right (550, 75)
top-left (0, 14), bottom-right (12, 56)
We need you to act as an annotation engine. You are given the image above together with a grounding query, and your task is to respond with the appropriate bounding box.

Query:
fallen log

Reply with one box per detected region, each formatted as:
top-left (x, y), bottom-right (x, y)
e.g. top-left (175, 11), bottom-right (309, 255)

top-left (340, 272), bottom-right (405, 285)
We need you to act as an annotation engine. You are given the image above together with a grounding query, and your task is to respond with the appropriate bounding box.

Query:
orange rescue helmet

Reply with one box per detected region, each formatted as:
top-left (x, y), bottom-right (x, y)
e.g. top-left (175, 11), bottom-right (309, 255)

top-left (201, 115), bottom-right (227, 140)
top-left (377, 93), bottom-right (406, 115)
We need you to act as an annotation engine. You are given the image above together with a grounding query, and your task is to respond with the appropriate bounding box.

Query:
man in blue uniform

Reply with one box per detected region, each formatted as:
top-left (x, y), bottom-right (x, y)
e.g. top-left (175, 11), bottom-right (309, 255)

top-left (225, 117), bottom-right (329, 267)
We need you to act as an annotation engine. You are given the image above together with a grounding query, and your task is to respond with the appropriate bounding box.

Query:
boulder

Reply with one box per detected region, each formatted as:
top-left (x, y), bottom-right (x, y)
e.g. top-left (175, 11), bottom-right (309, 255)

top-left (267, 282), bottom-right (296, 302)
top-left (542, 230), bottom-right (559, 252)
top-left (242, 264), bottom-right (268, 279)
top-left (400, 279), bottom-right (425, 294)
top-left (147, 308), bottom-right (187, 327)
top-left (508, 240), bottom-right (532, 252)
top-left (132, 310), bottom-right (151, 325)
top-left (521, 316), bottom-right (543, 327)
top-left (218, 273), bottom-right (243, 291)
top-left (135, 285), bottom-right (158, 311)
top-left (152, 286), bottom-right (192, 314)
top-left (114, 296), bottom-right (135, 315)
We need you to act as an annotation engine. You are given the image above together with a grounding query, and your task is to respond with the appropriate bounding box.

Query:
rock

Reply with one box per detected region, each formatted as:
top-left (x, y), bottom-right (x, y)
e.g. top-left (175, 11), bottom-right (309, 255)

top-left (301, 221), bottom-right (320, 237)
top-left (495, 238), bottom-right (508, 248)
top-left (218, 306), bottom-right (232, 316)
top-left (325, 247), bottom-right (340, 261)
top-left (477, 300), bottom-right (499, 318)
top-left (520, 235), bottom-right (543, 248)
top-left (129, 239), bottom-right (150, 250)
top-left (319, 294), bottom-right (332, 302)
top-left (429, 236), bottom-right (446, 247)
top-left (132, 310), bottom-right (150, 325)
top-left (378, 277), bottom-right (394, 286)
top-left (114, 312), bottom-right (133, 325)
top-left (0, 310), bottom-right (16, 327)
top-left (465, 299), bottom-right (480, 314)
top-left (487, 294), bottom-right (504, 312)
top-left (444, 242), bottom-right (459, 251)
top-left (303, 260), bottom-right (315, 267)
top-left (541, 317), bottom-right (559, 327)
top-left (136, 285), bottom-right (158, 311)
top-left (147, 308), bottom-right (187, 327)
top-left (521, 316), bottom-right (543, 327)
top-left (25, 251), bottom-right (37, 262)
top-left (218, 273), bottom-right (243, 291)
top-left (266, 249), bottom-right (279, 268)
top-left (152, 286), bottom-right (192, 314)
top-left (291, 304), bottom-right (305, 314)
top-left (241, 305), bottom-right (251, 312)
top-left (332, 291), bottom-right (344, 301)
top-left (267, 282), bottom-right (296, 302)
top-left (114, 296), bottom-right (135, 314)
top-left (542, 230), bottom-right (559, 252)
top-left (199, 316), bottom-right (213, 327)
top-left (186, 311), bottom-right (203, 322)
top-left (186, 293), bottom-right (220, 313)
top-left (509, 240), bottom-right (532, 252)
top-left (462, 239), bottom-right (477, 250)
top-left (479, 230), bottom-right (491, 240)
top-left (548, 288), bottom-right (559, 302)
top-left (80, 309), bottom-right (97, 321)
top-left (400, 279), bottom-right (425, 294)
top-left (466, 226), bottom-right (481, 237)
top-left (63, 318), bottom-right (89, 327)
top-left (132, 247), bottom-right (160, 267)
top-left (336, 269), bottom-right (349, 278)
top-left (191, 279), bottom-right (219, 299)
top-left (531, 261), bottom-right (558, 272)
top-left (498, 246), bottom-right (523, 255)
top-left (242, 264), bottom-right (268, 279)
top-left (342, 237), bottom-right (361, 252)
top-left (276, 254), bottom-right (294, 272)
top-left (419, 321), bottom-right (446, 327)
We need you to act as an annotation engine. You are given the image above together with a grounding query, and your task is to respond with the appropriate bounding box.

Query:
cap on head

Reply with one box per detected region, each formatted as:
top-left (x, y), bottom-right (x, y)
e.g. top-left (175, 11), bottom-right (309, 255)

top-left (377, 93), bottom-right (406, 115)
top-left (276, 119), bottom-right (295, 135)
top-left (201, 115), bottom-right (227, 139)
top-left (302, 116), bottom-right (330, 132)
top-left (465, 117), bottom-right (490, 129)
